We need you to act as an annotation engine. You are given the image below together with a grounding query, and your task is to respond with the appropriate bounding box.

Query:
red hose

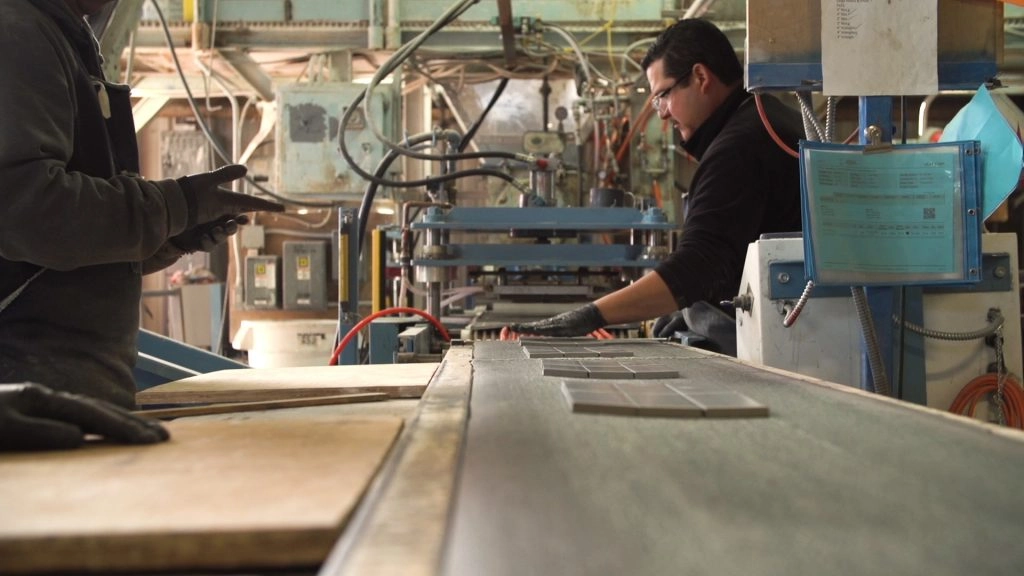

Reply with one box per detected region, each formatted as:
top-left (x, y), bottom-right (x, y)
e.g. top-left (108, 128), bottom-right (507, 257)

top-left (328, 306), bottom-right (451, 366)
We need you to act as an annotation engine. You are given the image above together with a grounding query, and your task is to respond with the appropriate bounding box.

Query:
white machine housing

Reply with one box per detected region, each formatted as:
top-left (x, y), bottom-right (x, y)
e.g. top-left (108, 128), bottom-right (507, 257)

top-left (736, 233), bottom-right (1022, 413)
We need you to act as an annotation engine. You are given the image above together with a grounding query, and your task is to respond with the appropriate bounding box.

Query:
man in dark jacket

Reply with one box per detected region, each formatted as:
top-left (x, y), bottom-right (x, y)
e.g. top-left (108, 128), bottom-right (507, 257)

top-left (0, 0), bottom-right (284, 450)
top-left (510, 18), bottom-right (804, 355)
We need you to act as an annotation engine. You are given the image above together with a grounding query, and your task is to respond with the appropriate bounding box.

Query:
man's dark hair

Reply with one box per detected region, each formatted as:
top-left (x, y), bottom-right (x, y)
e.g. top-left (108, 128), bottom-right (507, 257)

top-left (641, 19), bottom-right (742, 86)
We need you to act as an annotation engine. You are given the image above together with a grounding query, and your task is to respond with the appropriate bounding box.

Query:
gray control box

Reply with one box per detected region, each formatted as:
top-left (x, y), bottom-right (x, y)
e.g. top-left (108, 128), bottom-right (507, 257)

top-left (283, 241), bottom-right (328, 310)
top-left (244, 255), bottom-right (280, 309)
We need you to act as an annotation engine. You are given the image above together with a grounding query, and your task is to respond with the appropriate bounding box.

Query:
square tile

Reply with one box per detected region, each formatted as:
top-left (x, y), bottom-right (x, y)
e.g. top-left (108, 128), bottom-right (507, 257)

top-left (524, 346), bottom-right (562, 359)
top-left (626, 392), bottom-right (704, 418)
top-left (562, 380), bottom-right (618, 393)
top-left (623, 364), bottom-right (679, 379)
top-left (543, 365), bottom-right (589, 378)
top-left (585, 365), bottom-right (635, 379)
top-left (542, 359), bottom-right (586, 377)
top-left (682, 391), bottom-right (769, 418)
top-left (561, 383), bottom-right (635, 415)
top-left (556, 347), bottom-right (600, 358)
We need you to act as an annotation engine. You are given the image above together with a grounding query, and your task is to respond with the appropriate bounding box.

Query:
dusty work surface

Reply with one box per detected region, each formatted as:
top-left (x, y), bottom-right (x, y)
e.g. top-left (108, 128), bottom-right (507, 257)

top-left (442, 340), bottom-right (1024, 576)
top-left (0, 416), bottom-right (403, 574)
top-left (136, 362), bottom-right (439, 405)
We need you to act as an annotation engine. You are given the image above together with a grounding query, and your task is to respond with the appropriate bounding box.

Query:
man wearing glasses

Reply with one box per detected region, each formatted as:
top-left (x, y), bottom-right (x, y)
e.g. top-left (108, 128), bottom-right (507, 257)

top-left (511, 19), bottom-right (804, 356)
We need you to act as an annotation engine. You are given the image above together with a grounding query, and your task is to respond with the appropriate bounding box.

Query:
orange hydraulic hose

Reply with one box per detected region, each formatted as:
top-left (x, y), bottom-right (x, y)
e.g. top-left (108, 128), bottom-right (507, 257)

top-left (754, 93), bottom-right (799, 159)
top-left (949, 373), bottom-right (1024, 429)
top-left (616, 99), bottom-right (655, 164)
top-left (651, 179), bottom-right (664, 209)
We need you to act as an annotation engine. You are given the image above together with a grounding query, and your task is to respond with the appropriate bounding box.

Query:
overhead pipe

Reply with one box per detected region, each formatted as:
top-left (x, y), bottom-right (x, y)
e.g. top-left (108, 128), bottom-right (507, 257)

top-left (369, 0), bottom-right (385, 50)
top-left (386, 0), bottom-right (401, 49)
top-left (917, 94), bottom-right (938, 139)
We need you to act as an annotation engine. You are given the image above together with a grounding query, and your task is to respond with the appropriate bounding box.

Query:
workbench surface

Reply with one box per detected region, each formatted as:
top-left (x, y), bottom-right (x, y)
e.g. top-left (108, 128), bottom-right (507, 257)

top-left (432, 341), bottom-right (1024, 576)
top-left (6, 342), bottom-right (1024, 576)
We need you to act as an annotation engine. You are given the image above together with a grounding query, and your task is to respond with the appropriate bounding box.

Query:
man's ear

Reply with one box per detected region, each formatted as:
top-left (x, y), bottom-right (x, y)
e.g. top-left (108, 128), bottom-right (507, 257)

top-left (691, 63), bottom-right (712, 93)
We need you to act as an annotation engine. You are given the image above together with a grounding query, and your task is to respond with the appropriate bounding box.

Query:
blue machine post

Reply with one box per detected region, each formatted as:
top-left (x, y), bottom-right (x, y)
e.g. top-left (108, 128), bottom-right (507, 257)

top-left (857, 97), bottom-right (926, 401)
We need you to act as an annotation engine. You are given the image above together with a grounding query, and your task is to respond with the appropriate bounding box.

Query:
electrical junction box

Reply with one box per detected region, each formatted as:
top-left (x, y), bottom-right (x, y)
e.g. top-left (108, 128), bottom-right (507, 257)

top-left (275, 82), bottom-right (400, 198)
top-left (283, 241), bottom-right (328, 310)
top-left (245, 255), bottom-right (280, 309)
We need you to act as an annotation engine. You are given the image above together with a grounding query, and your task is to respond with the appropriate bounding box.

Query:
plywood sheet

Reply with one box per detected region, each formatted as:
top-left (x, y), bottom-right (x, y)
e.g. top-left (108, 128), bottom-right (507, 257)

top-left (0, 417), bottom-right (403, 573)
top-left (136, 362), bottom-right (439, 405)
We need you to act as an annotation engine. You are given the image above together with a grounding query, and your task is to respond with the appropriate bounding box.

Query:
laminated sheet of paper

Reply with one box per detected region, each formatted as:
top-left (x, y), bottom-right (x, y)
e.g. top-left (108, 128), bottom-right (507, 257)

top-left (800, 142), bottom-right (978, 286)
top-left (821, 0), bottom-right (938, 96)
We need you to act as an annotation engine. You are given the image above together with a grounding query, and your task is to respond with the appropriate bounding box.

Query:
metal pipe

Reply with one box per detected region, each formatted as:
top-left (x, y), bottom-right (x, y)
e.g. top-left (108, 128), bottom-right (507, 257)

top-left (825, 96), bottom-right (838, 143)
top-left (193, 59), bottom-right (240, 180)
top-left (385, 0), bottom-right (401, 49)
top-left (917, 94), bottom-right (938, 139)
top-left (428, 283), bottom-right (442, 320)
top-left (369, 0), bottom-right (385, 49)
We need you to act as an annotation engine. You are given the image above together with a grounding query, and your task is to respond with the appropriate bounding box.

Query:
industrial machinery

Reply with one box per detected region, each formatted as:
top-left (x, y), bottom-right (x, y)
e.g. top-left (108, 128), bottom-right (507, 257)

top-left (115, 0), bottom-right (1021, 386)
top-left (736, 232), bottom-right (1023, 418)
top-left (337, 7), bottom-right (681, 356)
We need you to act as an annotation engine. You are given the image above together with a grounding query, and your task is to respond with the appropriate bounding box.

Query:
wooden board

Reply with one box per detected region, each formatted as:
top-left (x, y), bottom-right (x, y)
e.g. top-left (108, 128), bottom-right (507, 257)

top-left (134, 392), bottom-right (389, 419)
top-left (136, 362), bottom-right (440, 405)
top-left (0, 417), bottom-right (404, 573)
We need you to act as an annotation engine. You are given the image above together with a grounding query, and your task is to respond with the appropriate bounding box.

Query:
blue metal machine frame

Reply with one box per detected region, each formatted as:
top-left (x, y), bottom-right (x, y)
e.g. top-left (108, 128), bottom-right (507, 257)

top-left (135, 329), bottom-right (249, 391)
top-left (409, 206), bottom-right (675, 269)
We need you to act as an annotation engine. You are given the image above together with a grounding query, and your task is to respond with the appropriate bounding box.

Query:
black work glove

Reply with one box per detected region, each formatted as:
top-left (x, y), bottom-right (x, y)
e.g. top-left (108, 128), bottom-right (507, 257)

top-left (141, 215), bottom-right (250, 274)
top-left (170, 214), bottom-right (249, 253)
top-left (509, 303), bottom-right (607, 337)
top-left (0, 383), bottom-right (169, 452)
top-left (178, 164), bottom-right (285, 228)
top-left (652, 310), bottom-right (687, 338)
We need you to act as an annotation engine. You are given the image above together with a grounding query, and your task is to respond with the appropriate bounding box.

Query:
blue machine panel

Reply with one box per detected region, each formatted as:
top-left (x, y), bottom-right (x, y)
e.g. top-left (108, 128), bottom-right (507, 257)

top-left (412, 243), bottom-right (661, 268)
top-left (410, 207), bottom-right (675, 232)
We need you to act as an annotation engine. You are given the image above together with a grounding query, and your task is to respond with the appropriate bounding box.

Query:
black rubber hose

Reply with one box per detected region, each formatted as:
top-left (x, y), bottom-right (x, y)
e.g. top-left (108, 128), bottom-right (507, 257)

top-left (356, 133), bottom-right (460, 258)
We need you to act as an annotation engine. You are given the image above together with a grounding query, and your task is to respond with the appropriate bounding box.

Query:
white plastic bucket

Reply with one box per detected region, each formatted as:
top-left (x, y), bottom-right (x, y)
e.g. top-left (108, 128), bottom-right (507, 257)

top-left (231, 319), bottom-right (337, 368)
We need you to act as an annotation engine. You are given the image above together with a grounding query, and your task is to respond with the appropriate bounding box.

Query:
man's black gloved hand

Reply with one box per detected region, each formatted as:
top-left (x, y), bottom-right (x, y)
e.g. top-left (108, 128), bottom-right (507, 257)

top-left (0, 383), bottom-right (170, 452)
top-left (653, 310), bottom-right (687, 338)
top-left (509, 303), bottom-right (607, 337)
top-left (170, 214), bottom-right (249, 253)
top-left (178, 164), bottom-right (285, 228)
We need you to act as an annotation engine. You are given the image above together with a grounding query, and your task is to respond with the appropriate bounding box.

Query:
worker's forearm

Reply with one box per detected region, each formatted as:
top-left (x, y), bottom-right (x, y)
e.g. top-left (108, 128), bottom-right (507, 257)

top-left (593, 271), bottom-right (678, 325)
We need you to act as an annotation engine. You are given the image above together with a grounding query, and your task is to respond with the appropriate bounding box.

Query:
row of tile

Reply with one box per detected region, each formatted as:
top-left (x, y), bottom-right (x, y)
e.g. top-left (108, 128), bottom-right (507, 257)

top-left (542, 358), bottom-right (678, 379)
top-left (561, 380), bottom-right (770, 419)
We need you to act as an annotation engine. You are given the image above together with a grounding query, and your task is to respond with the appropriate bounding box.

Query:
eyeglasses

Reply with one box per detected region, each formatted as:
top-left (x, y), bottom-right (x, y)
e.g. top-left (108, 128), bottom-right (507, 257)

top-left (651, 71), bottom-right (692, 112)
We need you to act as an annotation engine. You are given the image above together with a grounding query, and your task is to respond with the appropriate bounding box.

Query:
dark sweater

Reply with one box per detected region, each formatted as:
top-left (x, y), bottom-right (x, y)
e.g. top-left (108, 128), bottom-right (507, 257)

top-left (654, 88), bottom-right (804, 310)
top-left (0, 0), bottom-right (189, 408)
